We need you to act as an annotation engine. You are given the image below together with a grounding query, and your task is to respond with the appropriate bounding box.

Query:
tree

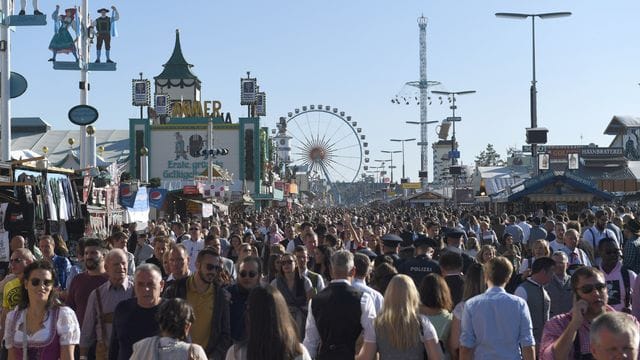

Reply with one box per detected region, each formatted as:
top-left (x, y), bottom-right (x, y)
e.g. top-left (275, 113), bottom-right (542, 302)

top-left (475, 143), bottom-right (503, 166)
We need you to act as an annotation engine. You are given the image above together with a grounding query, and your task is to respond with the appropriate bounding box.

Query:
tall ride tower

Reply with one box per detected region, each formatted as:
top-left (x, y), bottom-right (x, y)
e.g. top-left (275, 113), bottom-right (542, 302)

top-left (418, 15), bottom-right (429, 187)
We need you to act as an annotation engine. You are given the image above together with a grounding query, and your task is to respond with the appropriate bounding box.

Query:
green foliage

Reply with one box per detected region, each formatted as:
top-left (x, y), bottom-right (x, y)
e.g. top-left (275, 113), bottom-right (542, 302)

top-left (475, 143), bottom-right (504, 167)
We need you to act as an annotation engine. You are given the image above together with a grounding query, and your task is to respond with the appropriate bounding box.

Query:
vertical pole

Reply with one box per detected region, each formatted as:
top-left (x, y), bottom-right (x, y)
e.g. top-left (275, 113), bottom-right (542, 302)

top-left (1, 0), bottom-right (11, 161)
top-left (401, 141), bottom-right (406, 179)
top-left (140, 155), bottom-right (148, 182)
top-left (418, 17), bottom-right (429, 188)
top-left (530, 16), bottom-right (538, 175)
top-left (208, 118), bottom-right (213, 197)
top-left (88, 132), bottom-right (96, 167)
top-left (80, 0), bottom-right (90, 168)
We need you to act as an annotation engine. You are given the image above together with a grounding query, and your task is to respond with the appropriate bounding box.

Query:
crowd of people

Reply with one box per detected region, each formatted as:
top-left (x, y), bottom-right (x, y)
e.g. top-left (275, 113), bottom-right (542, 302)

top-left (0, 204), bottom-right (638, 359)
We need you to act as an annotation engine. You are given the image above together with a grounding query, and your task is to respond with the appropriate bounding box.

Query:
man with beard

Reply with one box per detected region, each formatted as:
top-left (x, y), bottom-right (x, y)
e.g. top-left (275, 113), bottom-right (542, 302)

top-left (540, 267), bottom-right (640, 359)
top-left (163, 247), bottom-right (231, 359)
top-left (66, 238), bottom-right (108, 326)
top-left (227, 256), bottom-right (261, 342)
top-left (80, 249), bottom-right (134, 360)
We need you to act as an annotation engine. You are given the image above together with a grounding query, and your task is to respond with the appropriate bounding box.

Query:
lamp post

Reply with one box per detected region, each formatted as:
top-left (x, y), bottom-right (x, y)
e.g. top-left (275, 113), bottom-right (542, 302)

top-left (390, 138), bottom-right (416, 181)
top-left (431, 90), bottom-right (475, 207)
top-left (495, 11), bottom-right (571, 163)
top-left (381, 150), bottom-right (401, 183)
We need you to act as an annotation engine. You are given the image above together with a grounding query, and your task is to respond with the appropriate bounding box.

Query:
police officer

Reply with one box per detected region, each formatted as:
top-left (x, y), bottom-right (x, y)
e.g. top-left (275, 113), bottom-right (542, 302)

top-left (398, 235), bottom-right (441, 286)
top-left (375, 234), bottom-right (403, 267)
top-left (442, 228), bottom-right (476, 273)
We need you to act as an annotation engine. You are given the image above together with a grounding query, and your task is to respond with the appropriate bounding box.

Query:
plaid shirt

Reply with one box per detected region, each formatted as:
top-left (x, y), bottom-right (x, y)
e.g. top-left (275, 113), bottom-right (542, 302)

top-left (623, 236), bottom-right (640, 274)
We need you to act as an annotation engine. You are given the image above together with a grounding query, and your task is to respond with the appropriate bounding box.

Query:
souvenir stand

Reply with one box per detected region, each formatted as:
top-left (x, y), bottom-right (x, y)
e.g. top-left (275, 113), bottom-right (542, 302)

top-left (0, 159), bottom-right (81, 258)
top-left (84, 169), bottom-right (124, 238)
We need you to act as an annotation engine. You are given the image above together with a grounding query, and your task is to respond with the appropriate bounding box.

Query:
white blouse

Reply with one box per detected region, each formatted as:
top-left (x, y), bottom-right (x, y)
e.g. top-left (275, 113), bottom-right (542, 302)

top-left (4, 306), bottom-right (80, 349)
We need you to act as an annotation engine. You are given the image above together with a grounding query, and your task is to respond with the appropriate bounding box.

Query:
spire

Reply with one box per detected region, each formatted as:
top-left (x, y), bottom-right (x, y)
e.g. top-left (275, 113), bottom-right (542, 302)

top-left (155, 29), bottom-right (201, 81)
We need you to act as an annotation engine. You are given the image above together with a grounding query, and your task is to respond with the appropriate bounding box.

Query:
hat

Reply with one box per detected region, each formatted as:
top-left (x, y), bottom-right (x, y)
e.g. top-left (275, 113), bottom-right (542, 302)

top-left (381, 233), bottom-right (402, 248)
top-left (445, 228), bottom-right (466, 239)
top-left (357, 248), bottom-right (378, 261)
top-left (414, 235), bottom-right (437, 249)
top-left (625, 219), bottom-right (640, 235)
top-left (97, 8), bottom-right (109, 13)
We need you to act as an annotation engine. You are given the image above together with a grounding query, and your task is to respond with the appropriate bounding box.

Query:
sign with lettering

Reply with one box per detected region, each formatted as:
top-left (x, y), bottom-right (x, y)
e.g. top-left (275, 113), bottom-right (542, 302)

top-left (150, 127), bottom-right (240, 183)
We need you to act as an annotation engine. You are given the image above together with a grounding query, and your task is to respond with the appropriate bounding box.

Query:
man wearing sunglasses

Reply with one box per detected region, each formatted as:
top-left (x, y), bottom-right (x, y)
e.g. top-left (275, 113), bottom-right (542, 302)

top-left (540, 266), bottom-right (640, 359)
top-left (0, 248), bottom-right (33, 352)
top-left (163, 247), bottom-right (231, 359)
top-left (227, 256), bottom-right (261, 342)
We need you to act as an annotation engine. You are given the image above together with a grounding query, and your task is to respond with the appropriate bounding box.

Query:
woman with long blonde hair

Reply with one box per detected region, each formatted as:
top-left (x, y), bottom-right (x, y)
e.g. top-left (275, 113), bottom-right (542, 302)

top-left (357, 274), bottom-right (443, 360)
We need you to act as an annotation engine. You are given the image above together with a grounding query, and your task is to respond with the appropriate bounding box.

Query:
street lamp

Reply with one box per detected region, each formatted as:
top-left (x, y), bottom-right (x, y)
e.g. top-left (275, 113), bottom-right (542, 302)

top-left (431, 90), bottom-right (475, 206)
top-left (390, 138), bottom-right (416, 180)
top-left (495, 11), bottom-right (571, 162)
top-left (381, 150), bottom-right (401, 183)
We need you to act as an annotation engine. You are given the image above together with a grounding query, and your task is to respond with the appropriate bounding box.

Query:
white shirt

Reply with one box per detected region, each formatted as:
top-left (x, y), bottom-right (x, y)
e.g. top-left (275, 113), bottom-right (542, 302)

top-left (303, 279), bottom-right (377, 358)
top-left (352, 278), bottom-right (384, 313)
top-left (182, 238), bottom-right (205, 272)
top-left (583, 226), bottom-right (619, 250)
top-left (517, 221), bottom-right (532, 245)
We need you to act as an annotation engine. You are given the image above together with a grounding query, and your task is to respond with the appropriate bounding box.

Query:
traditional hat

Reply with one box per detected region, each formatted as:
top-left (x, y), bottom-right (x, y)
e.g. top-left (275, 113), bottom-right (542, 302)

top-left (97, 8), bottom-right (109, 13)
top-left (445, 228), bottom-right (466, 239)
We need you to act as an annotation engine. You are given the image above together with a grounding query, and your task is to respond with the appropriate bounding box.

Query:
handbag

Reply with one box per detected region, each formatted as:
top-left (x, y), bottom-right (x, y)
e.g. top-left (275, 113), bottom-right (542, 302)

top-left (95, 289), bottom-right (109, 360)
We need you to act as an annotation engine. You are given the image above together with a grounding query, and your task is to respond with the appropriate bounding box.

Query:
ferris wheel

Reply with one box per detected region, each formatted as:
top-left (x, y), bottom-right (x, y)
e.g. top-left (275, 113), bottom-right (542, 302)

top-left (280, 105), bottom-right (369, 185)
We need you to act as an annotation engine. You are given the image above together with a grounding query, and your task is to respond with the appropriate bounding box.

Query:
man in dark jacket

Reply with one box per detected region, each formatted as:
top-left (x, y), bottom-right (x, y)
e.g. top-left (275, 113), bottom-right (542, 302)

top-left (163, 247), bottom-right (231, 359)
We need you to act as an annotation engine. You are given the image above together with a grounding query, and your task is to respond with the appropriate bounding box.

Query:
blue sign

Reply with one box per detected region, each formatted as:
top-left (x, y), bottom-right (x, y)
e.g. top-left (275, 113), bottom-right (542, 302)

top-left (68, 105), bottom-right (99, 126)
top-left (448, 150), bottom-right (460, 159)
top-left (0, 72), bottom-right (28, 99)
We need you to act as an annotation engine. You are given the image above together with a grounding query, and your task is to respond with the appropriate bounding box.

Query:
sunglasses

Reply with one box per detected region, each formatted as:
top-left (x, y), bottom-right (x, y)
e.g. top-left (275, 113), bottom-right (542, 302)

top-left (240, 270), bottom-right (258, 278)
top-left (205, 264), bottom-right (222, 271)
top-left (10, 258), bottom-right (23, 263)
top-left (30, 278), bottom-right (54, 288)
top-left (578, 282), bottom-right (607, 294)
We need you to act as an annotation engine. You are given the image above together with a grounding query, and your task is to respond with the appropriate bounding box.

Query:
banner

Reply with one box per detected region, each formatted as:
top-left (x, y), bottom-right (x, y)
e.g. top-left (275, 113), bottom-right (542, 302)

top-left (148, 188), bottom-right (168, 209)
top-left (118, 183), bottom-right (137, 208)
top-left (127, 186), bottom-right (149, 223)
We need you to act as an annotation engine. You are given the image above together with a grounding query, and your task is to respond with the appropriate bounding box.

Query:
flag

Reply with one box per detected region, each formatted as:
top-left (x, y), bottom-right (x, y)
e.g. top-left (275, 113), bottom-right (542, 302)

top-left (119, 183), bottom-right (137, 208)
top-left (148, 188), bottom-right (168, 209)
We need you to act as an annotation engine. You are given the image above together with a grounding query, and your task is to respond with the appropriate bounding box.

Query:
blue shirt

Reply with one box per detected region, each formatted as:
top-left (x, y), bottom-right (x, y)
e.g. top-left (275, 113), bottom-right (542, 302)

top-left (460, 286), bottom-right (535, 360)
top-left (51, 255), bottom-right (72, 290)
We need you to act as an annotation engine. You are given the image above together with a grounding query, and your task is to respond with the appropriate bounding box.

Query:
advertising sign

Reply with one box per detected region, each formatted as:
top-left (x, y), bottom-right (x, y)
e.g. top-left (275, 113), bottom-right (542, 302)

top-left (132, 79), bottom-right (151, 106)
top-left (150, 127), bottom-right (239, 183)
top-left (240, 78), bottom-right (257, 105)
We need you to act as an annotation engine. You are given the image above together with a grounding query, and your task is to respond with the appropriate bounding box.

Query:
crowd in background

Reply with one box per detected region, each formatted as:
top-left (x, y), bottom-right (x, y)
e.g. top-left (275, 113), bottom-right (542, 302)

top-left (0, 203), bottom-right (638, 359)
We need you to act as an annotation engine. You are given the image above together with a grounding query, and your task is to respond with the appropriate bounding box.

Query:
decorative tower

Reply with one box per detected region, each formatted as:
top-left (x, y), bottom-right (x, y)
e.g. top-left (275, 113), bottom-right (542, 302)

top-left (154, 29), bottom-right (201, 105)
top-left (273, 117), bottom-right (292, 173)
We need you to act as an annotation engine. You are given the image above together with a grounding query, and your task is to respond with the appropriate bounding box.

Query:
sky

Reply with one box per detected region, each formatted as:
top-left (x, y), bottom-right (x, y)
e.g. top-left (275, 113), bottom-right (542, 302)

top-left (7, 0), bottom-right (640, 183)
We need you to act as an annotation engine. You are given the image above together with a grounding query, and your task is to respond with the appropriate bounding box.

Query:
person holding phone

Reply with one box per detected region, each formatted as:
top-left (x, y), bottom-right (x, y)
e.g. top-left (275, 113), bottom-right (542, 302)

top-left (539, 266), bottom-right (640, 359)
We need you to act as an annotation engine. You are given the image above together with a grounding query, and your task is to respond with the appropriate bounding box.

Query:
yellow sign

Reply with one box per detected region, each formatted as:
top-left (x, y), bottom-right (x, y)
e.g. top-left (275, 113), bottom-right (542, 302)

top-left (401, 182), bottom-right (422, 189)
top-left (172, 100), bottom-right (222, 118)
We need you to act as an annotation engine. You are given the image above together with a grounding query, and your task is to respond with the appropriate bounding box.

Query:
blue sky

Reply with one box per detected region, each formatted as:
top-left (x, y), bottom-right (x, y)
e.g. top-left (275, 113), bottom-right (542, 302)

top-left (7, 0), bottom-right (640, 182)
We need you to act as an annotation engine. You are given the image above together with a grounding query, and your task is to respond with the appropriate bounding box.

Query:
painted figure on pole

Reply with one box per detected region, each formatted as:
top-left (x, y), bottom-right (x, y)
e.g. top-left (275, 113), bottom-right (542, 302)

top-left (48, 6), bottom-right (79, 62)
top-left (1, 0), bottom-right (42, 15)
top-left (91, 6), bottom-right (119, 63)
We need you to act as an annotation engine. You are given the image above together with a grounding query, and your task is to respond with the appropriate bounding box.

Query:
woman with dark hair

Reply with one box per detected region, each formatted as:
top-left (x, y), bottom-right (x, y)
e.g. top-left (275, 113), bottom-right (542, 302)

top-left (370, 262), bottom-right (398, 295)
top-left (130, 298), bottom-right (207, 359)
top-left (226, 234), bottom-right (243, 263)
top-left (4, 260), bottom-right (80, 360)
top-left (270, 253), bottom-right (313, 338)
top-left (419, 273), bottom-right (454, 358)
top-left (225, 285), bottom-right (311, 360)
top-left (447, 263), bottom-right (487, 360)
top-left (312, 245), bottom-right (333, 282)
top-left (497, 232), bottom-right (521, 269)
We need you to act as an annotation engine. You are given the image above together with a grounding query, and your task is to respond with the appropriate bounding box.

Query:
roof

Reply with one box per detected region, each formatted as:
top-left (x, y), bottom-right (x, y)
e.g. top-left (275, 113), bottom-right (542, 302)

top-left (477, 166), bottom-right (530, 196)
top-left (11, 129), bottom-right (130, 170)
top-left (154, 29), bottom-right (200, 81)
top-left (604, 115), bottom-right (640, 135)
top-left (508, 171), bottom-right (613, 202)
